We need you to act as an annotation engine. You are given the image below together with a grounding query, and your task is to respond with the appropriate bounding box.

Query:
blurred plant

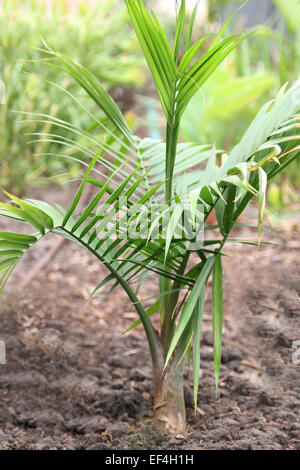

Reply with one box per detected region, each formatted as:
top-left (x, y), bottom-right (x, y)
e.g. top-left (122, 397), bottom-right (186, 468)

top-left (271, 0), bottom-right (300, 79)
top-left (0, 0), bottom-right (145, 196)
top-left (185, 0), bottom-right (300, 206)
top-left (267, 179), bottom-right (300, 210)
top-left (269, 0), bottom-right (300, 194)
top-left (207, 0), bottom-right (237, 21)
top-left (264, 205), bottom-right (300, 229)
top-left (234, 1), bottom-right (300, 85)
top-left (181, 62), bottom-right (275, 149)
top-left (0, 0), bottom-right (299, 435)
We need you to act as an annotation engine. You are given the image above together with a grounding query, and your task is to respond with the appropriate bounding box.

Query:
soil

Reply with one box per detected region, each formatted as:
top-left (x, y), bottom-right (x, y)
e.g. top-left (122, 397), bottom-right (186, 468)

top-left (0, 187), bottom-right (299, 450)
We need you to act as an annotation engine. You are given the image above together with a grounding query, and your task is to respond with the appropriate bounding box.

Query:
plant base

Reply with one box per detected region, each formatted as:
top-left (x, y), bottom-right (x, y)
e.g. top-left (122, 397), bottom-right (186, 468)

top-left (152, 362), bottom-right (186, 434)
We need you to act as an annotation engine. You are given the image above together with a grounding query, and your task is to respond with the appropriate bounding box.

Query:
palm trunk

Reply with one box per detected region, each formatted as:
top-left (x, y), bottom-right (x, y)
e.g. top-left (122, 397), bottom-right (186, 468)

top-left (152, 356), bottom-right (186, 434)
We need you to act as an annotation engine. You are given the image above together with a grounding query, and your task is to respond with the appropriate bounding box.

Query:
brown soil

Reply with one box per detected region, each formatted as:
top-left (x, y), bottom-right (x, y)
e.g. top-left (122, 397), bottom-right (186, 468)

top-left (0, 188), bottom-right (299, 450)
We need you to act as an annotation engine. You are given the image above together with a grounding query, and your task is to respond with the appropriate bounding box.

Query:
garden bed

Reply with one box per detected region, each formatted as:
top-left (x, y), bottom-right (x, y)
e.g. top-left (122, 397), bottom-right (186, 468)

top-left (0, 189), bottom-right (299, 450)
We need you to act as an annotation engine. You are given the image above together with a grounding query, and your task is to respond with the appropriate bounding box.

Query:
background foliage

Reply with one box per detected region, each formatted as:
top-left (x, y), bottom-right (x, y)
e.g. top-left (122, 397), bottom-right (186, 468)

top-left (0, 0), bottom-right (145, 196)
top-left (1, 0), bottom-right (299, 208)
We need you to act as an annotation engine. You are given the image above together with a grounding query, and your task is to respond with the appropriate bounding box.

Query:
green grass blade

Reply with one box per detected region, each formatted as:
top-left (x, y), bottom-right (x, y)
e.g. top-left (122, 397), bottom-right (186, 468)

top-left (185, 0), bottom-right (200, 51)
top-left (258, 168), bottom-right (267, 246)
top-left (212, 254), bottom-right (223, 396)
top-left (165, 256), bottom-right (215, 367)
top-left (63, 148), bottom-right (101, 226)
top-left (123, 299), bottom-right (161, 334)
top-left (173, 0), bottom-right (186, 63)
top-left (210, 0), bottom-right (248, 49)
top-left (193, 286), bottom-right (205, 410)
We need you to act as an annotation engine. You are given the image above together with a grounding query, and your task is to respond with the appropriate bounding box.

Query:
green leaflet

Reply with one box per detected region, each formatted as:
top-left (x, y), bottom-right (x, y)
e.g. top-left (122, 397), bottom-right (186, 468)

top-left (212, 254), bottom-right (223, 395)
top-left (193, 287), bottom-right (205, 410)
top-left (122, 299), bottom-right (161, 334)
top-left (165, 256), bottom-right (215, 367)
top-left (173, 0), bottom-right (186, 63)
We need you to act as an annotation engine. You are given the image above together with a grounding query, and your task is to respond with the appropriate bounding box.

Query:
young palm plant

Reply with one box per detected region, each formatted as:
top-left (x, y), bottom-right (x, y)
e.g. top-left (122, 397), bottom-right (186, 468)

top-left (1, 0), bottom-right (300, 433)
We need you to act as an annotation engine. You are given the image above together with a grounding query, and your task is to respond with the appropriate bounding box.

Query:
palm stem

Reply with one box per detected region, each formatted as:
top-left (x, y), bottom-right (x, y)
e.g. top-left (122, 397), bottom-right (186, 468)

top-left (161, 94), bottom-right (180, 350)
top-left (161, 251), bottom-right (190, 352)
top-left (165, 123), bottom-right (179, 203)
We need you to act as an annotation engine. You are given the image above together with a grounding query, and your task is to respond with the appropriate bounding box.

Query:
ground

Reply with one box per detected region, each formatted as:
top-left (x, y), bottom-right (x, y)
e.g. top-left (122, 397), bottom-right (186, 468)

top-left (0, 188), bottom-right (299, 450)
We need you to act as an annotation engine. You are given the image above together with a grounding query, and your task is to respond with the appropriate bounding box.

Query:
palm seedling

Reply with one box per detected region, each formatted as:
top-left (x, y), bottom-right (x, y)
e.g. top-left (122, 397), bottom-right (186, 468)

top-left (0, 1), bottom-right (300, 433)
